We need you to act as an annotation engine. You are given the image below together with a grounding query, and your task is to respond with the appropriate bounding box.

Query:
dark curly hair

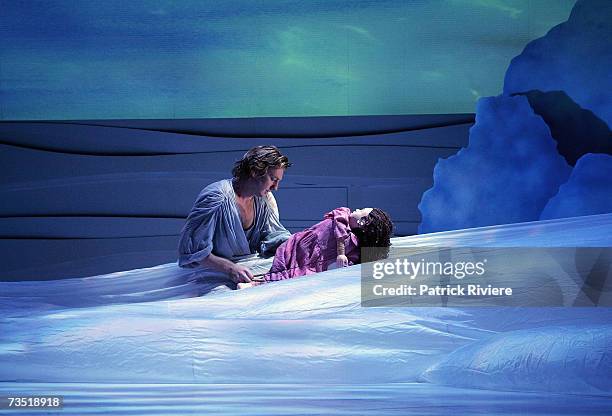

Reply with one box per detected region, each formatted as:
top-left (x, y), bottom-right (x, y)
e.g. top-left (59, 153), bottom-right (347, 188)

top-left (232, 146), bottom-right (291, 180)
top-left (353, 208), bottom-right (393, 263)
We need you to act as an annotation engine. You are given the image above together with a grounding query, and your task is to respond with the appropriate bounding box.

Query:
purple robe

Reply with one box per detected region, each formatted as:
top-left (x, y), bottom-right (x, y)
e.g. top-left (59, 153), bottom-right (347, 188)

top-left (266, 207), bottom-right (360, 281)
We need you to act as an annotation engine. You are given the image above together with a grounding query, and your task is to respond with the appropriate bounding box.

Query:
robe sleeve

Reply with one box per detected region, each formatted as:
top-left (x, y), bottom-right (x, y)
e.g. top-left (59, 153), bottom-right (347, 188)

top-left (258, 193), bottom-right (291, 258)
top-left (177, 185), bottom-right (224, 268)
top-left (324, 207), bottom-right (352, 241)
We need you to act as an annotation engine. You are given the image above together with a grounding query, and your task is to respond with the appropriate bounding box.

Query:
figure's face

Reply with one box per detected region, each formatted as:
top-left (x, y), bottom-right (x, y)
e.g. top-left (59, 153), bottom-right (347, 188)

top-left (255, 167), bottom-right (284, 196)
top-left (349, 208), bottom-right (373, 228)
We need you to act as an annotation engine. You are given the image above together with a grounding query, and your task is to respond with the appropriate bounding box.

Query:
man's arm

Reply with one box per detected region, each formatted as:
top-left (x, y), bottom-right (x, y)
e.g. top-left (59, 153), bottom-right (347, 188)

top-left (265, 191), bottom-right (279, 218)
top-left (259, 192), bottom-right (291, 257)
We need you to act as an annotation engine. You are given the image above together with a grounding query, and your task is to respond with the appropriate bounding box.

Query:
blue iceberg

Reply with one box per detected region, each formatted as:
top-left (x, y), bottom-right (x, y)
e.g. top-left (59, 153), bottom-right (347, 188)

top-left (541, 153), bottom-right (612, 220)
top-left (504, 0), bottom-right (612, 128)
top-left (418, 95), bottom-right (571, 233)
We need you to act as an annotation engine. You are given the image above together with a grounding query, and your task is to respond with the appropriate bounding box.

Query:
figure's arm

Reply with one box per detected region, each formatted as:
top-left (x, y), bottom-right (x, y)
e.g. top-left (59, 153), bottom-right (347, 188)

top-left (336, 238), bottom-right (349, 267)
top-left (324, 208), bottom-right (351, 267)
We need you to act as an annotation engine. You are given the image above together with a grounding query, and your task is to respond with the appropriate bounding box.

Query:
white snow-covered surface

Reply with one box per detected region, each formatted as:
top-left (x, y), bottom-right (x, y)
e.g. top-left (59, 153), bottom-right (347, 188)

top-left (1, 213), bottom-right (611, 397)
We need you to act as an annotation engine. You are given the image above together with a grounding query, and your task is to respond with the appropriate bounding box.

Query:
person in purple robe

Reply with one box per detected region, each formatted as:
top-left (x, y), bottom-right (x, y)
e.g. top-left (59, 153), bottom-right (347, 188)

top-left (238, 207), bottom-right (393, 288)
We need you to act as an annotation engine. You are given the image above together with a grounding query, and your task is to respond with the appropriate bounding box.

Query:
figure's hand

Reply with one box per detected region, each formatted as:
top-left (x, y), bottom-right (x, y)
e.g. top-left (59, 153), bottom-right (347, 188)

top-left (228, 264), bottom-right (255, 284)
top-left (336, 254), bottom-right (349, 268)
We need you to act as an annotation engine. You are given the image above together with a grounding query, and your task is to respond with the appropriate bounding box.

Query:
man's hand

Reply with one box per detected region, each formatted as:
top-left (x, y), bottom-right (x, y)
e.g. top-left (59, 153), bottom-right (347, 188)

top-left (201, 253), bottom-right (255, 284)
top-left (228, 263), bottom-right (255, 284)
top-left (336, 254), bottom-right (349, 268)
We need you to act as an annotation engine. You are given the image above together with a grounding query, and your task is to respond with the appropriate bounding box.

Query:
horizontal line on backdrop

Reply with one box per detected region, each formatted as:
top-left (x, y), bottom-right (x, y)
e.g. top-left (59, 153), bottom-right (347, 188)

top-left (0, 141), bottom-right (464, 156)
top-left (1, 117), bottom-right (474, 139)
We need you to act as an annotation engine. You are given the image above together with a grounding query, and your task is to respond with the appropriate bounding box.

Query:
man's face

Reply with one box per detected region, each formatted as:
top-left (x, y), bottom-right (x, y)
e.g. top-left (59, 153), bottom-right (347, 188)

top-left (256, 167), bottom-right (285, 196)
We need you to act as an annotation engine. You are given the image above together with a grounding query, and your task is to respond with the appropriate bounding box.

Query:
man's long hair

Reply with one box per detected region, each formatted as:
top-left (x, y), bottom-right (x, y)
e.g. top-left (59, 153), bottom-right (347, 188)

top-left (232, 146), bottom-right (291, 180)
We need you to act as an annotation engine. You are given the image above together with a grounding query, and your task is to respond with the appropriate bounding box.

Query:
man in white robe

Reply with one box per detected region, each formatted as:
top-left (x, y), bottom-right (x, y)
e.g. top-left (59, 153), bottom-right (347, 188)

top-left (178, 146), bottom-right (291, 284)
